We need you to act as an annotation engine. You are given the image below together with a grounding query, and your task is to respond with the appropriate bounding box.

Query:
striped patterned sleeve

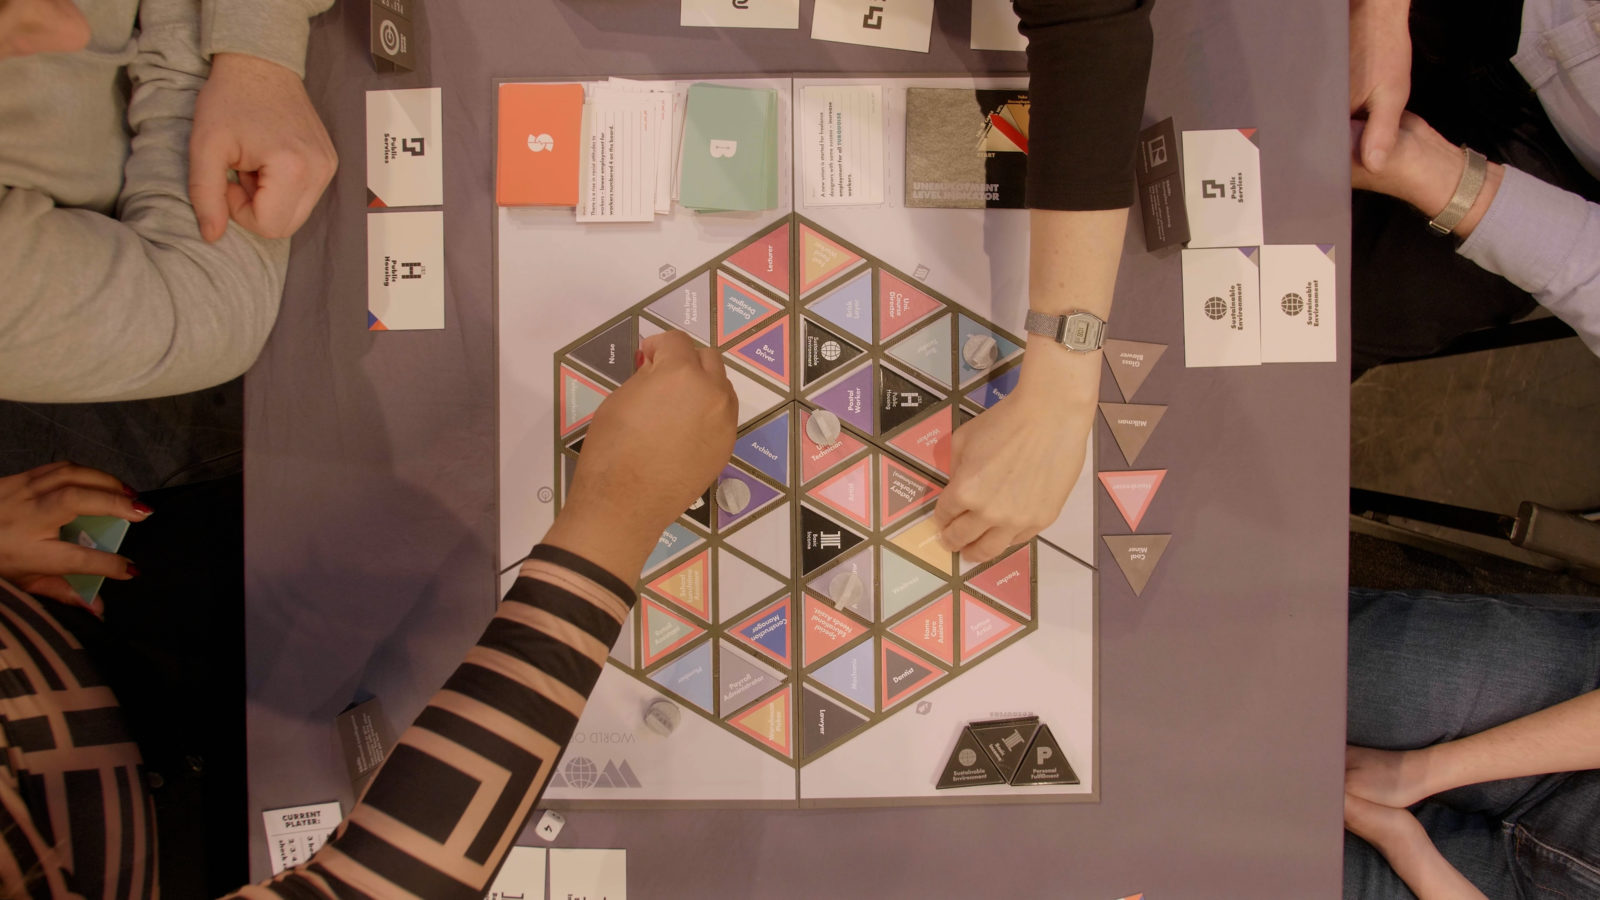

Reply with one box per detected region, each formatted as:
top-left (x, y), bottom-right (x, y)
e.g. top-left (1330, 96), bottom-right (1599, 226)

top-left (228, 544), bottom-right (635, 900)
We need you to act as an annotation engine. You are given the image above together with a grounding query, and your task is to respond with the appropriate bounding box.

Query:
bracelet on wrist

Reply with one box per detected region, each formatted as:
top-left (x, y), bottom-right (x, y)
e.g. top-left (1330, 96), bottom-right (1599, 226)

top-left (1427, 146), bottom-right (1488, 236)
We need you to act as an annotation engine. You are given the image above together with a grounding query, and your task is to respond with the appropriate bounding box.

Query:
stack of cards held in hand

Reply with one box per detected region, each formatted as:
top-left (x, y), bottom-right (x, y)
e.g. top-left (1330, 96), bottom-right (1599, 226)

top-left (1175, 128), bottom-right (1338, 366)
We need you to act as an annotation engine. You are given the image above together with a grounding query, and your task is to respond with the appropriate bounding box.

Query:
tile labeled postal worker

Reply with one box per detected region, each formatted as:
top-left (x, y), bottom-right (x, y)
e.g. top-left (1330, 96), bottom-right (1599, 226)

top-left (1259, 244), bottom-right (1338, 363)
top-left (1182, 247), bottom-right (1261, 367)
top-left (1182, 128), bottom-right (1264, 248)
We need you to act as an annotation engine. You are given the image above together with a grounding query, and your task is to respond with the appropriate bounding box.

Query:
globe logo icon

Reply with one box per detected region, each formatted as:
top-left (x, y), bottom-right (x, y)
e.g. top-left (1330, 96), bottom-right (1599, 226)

top-left (564, 757), bottom-right (598, 788)
top-left (1203, 296), bottom-right (1228, 320)
top-left (820, 340), bottom-right (842, 361)
top-left (1281, 292), bottom-right (1305, 316)
top-left (958, 748), bottom-right (977, 766)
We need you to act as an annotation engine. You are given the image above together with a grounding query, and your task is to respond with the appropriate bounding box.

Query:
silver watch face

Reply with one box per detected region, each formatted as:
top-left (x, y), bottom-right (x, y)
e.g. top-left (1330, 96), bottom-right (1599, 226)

top-left (1060, 312), bottom-right (1106, 352)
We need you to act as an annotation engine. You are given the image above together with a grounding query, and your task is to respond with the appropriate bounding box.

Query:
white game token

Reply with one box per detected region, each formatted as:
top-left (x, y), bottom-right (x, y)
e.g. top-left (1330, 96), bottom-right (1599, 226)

top-left (644, 698), bottom-right (681, 736)
top-left (806, 410), bottom-right (842, 446)
top-left (963, 334), bottom-right (999, 371)
top-left (829, 571), bottom-right (865, 611)
top-left (534, 809), bottom-right (566, 841)
top-left (716, 478), bottom-right (751, 514)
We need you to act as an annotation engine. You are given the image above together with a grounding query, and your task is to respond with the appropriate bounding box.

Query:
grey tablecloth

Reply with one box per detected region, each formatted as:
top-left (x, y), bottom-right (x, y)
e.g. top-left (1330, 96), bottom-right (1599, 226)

top-left (246, 1), bottom-right (1351, 894)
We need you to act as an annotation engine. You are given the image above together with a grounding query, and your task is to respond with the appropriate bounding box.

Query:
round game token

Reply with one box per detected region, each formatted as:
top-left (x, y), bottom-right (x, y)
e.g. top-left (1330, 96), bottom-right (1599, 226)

top-left (806, 410), bottom-right (842, 447)
top-left (716, 477), bottom-right (751, 515)
top-left (828, 571), bottom-right (865, 612)
top-left (963, 334), bottom-right (999, 371)
top-left (643, 698), bottom-right (681, 736)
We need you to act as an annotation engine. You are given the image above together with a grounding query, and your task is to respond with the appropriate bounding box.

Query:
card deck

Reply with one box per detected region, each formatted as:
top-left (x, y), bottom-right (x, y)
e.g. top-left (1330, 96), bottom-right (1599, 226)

top-left (369, 0), bottom-right (416, 71)
top-left (1182, 247), bottom-right (1262, 367)
top-left (497, 83), bottom-right (585, 207)
top-left (1135, 118), bottom-right (1189, 250)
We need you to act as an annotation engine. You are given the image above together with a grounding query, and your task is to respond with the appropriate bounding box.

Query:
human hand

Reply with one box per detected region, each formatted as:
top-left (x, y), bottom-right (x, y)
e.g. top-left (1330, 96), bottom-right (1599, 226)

top-left (1345, 744), bottom-right (1439, 810)
top-left (545, 331), bottom-right (737, 582)
top-left (1349, 0), bottom-right (1412, 172)
top-left (1351, 113), bottom-right (1504, 238)
top-left (189, 53), bottom-right (337, 242)
top-left (1344, 792), bottom-right (1427, 856)
top-left (0, 463), bottom-right (148, 606)
top-left (935, 361), bottom-right (1095, 564)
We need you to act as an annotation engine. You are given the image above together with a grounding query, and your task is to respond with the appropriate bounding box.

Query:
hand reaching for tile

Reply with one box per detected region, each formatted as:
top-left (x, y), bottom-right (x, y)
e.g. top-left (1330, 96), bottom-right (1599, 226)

top-left (545, 331), bottom-right (738, 583)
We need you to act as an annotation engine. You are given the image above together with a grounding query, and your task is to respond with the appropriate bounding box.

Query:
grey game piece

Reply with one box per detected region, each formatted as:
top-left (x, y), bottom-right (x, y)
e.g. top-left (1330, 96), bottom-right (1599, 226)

top-left (644, 698), bottom-right (681, 736)
top-left (828, 570), bottom-right (865, 612)
top-left (963, 334), bottom-right (999, 371)
top-left (806, 409), bottom-right (842, 446)
top-left (716, 478), bottom-right (751, 515)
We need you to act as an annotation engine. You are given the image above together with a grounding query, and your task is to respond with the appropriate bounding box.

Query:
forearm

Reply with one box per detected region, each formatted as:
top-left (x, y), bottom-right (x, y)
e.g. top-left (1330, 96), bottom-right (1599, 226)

top-left (232, 544), bottom-right (636, 899)
top-left (1381, 829), bottom-right (1490, 900)
top-left (1422, 689), bottom-right (1600, 795)
top-left (1019, 207), bottom-right (1128, 401)
top-left (201, 0), bottom-right (334, 77)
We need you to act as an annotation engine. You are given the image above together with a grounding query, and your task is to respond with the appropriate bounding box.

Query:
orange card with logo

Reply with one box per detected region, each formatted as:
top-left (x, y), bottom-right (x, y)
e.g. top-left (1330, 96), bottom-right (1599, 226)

top-left (497, 82), bottom-right (584, 207)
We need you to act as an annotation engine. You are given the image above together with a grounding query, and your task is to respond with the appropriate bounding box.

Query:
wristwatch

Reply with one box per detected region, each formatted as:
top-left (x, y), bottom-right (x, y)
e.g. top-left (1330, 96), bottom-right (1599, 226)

top-left (1426, 146), bottom-right (1488, 235)
top-left (1023, 310), bottom-right (1107, 353)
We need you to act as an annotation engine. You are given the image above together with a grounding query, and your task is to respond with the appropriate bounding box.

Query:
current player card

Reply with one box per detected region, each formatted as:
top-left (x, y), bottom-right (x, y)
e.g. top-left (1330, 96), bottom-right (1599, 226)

top-left (367, 211), bottom-right (444, 331)
top-left (1259, 244), bottom-right (1337, 363)
top-left (1182, 247), bottom-right (1261, 367)
top-left (680, 0), bottom-right (798, 29)
top-left (366, 88), bottom-right (442, 208)
top-left (811, 0), bottom-right (935, 52)
top-left (1182, 128), bottom-right (1264, 248)
top-left (263, 802), bottom-right (342, 875)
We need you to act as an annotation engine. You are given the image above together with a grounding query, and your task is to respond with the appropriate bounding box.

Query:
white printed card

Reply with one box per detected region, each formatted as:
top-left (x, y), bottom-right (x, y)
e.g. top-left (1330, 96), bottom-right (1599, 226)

top-left (1182, 247), bottom-right (1262, 367)
top-left (680, 0), bottom-right (799, 29)
top-left (1182, 129), bottom-right (1264, 248)
top-left (365, 88), bottom-right (443, 208)
top-left (367, 210), bottom-right (445, 331)
top-left (811, 0), bottom-right (935, 52)
top-left (1260, 244), bottom-right (1337, 363)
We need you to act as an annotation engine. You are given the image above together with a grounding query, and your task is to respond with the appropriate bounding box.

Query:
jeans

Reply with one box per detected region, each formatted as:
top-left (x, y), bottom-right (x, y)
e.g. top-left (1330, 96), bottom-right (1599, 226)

top-left (1345, 589), bottom-right (1600, 898)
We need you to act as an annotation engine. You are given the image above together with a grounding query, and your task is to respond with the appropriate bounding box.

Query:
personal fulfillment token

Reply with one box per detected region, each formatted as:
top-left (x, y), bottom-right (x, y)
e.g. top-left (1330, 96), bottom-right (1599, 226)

top-left (829, 571), bottom-right (865, 611)
top-left (644, 698), bottom-right (681, 736)
top-left (806, 409), bottom-right (842, 446)
top-left (962, 334), bottom-right (999, 371)
top-left (716, 478), bottom-right (752, 515)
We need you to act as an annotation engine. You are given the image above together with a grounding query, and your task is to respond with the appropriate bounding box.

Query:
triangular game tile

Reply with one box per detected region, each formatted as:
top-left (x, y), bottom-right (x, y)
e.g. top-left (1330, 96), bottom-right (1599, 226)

top-left (1102, 534), bottom-right (1172, 596)
top-left (1099, 403), bottom-right (1167, 466)
top-left (1097, 469), bottom-right (1167, 531)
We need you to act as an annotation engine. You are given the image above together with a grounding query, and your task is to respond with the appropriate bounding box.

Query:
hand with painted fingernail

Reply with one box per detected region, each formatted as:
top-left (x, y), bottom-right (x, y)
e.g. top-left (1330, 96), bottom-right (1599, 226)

top-left (0, 463), bottom-right (148, 607)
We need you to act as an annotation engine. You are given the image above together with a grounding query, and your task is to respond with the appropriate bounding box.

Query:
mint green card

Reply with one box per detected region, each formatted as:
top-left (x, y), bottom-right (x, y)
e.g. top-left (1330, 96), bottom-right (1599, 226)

top-left (59, 516), bottom-right (131, 603)
top-left (678, 83), bottom-right (778, 212)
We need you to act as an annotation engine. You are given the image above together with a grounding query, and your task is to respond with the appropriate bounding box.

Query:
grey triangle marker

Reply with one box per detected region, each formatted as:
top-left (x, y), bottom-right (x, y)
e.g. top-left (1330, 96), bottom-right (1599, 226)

top-left (1102, 339), bottom-right (1166, 401)
top-left (1099, 403), bottom-right (1167, 466)
top-left (1101, 534), bottom-right (1173, 596)
top-left (1010, 724), bottom-right (1079, 785)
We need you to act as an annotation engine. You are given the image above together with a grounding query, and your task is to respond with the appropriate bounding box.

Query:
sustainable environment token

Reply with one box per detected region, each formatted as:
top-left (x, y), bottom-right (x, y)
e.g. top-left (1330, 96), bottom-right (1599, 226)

top-left (962, 334), bottom-right (999, 371)
top-left (716, 477), bottom-right (752, 515)
top-left (829, 570), bottom-right (865, 611)
top-left (644, 698), bottom-right (681, 736)
top-left (806, 409), bottom-right (842, 446)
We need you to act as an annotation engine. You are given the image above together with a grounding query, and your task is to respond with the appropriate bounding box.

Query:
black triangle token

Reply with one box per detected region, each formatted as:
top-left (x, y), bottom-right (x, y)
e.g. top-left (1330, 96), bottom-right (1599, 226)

top-left (969, 718), bottom-right (1041, 783)
top-left (800, 686), bottom-right (869, 759)
top-left (936, 726), bottom-right (1006, 789)
top-left (800, 505), bottom-right (866, 574)
top-left (1011, 723), bottom-right (1079, 785)
top-left (682, 487), bottom-right (713, 529)
top-left (801, 318), bottom-right (865, 388)
top-left (568, 435), bottom-right (585, 455)
top-left (570, 318), bottom-right (639, 386)
top-left (879, 366), bottom-right (944, 434)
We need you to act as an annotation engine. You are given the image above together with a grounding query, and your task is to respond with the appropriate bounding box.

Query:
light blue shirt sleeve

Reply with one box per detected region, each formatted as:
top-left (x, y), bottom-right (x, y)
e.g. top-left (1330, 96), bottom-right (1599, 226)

top-left (1457, 165), bottom-right (1600, 357)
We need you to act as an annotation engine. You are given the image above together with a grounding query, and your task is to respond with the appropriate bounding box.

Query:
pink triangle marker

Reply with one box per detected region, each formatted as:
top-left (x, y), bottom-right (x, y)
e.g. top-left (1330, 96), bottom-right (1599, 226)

top-left (1097, 469), bottom-right (1167, 531)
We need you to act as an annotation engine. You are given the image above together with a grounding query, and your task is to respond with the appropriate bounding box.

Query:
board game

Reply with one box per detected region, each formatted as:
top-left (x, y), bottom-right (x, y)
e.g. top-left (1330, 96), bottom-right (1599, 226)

top-left (497, 77), bottom-right (1097, 807)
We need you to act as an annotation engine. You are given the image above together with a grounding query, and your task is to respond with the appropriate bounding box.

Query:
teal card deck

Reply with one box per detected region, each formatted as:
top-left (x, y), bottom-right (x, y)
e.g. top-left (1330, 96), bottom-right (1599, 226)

top-left (678, 84), bottom-right (779, 212)
top-left (59, 515), bottom-right (130, 603)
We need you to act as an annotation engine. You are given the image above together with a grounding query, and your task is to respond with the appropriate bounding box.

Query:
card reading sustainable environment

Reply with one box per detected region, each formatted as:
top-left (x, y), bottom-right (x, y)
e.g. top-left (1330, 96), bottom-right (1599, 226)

top-left (366, 88), bottom-right (442, 209)
top-left (680, 0), bottom-right (799, 29)
top-left (367, 210), bottom-right (444, 331)
top-left (812, 0), bottom-right (935, 52)
top-left (1182, 247), bottom-right (1262, 367)
top-left (1182, 128), bottom-right (1264, 248)
top-left (1259, 244), bottom-right (1338, 363)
